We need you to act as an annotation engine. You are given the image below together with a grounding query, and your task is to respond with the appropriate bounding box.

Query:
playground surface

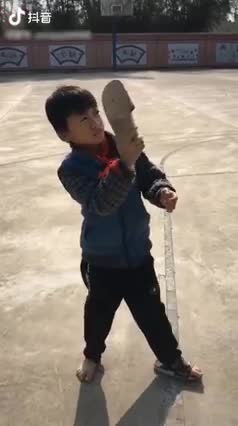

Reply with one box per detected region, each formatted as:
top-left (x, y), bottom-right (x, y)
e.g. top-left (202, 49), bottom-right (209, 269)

top-left (0, 69), bottom-right (237, 426)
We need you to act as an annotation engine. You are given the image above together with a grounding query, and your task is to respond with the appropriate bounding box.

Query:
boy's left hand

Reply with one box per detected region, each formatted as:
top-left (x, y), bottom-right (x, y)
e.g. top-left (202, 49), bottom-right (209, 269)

top-left (159, 188), bottom-right (178, 213)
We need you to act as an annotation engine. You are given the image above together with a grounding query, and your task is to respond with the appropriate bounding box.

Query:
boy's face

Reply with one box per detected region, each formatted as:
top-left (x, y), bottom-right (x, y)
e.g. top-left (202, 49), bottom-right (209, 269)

top-left (63, 107), bottom-right (105, 145)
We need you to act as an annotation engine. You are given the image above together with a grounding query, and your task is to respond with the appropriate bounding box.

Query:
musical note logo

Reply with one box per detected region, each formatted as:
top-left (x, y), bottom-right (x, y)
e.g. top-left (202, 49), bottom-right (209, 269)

top-left (9, 7), bottom-right (26, 26)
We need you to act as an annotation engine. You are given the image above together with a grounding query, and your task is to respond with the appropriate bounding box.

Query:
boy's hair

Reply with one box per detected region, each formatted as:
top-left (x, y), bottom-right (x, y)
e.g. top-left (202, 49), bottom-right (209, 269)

top-left (45, 85), bottom-right (97, 134)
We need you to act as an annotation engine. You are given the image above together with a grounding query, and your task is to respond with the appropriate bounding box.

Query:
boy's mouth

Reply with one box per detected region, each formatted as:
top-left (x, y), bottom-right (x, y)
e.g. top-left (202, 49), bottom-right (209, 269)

top-left (94, 129), bottom-right (104, 137)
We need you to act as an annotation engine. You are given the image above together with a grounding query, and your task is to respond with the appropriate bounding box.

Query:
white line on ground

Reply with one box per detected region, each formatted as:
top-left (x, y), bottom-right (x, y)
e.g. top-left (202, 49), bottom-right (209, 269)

top-left (0, 84), bottom-right (32, 125)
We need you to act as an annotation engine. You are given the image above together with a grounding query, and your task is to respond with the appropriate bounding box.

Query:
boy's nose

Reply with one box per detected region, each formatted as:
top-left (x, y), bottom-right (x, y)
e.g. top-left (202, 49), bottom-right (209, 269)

top-left (90, 118), bottom-right (100, 129)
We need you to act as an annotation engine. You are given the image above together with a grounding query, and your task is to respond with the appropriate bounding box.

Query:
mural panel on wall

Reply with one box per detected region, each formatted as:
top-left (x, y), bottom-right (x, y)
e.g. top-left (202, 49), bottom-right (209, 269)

top-left (49, 45), bottom-right (86, 67)
top-left (0, 46), bottom-right (28, 68)
top-left (168, 43), bottom-right (199, 65)
top-left (115, 44), bottom-right (147, 65)
top-left (216, 43), bottom-right (238, 64)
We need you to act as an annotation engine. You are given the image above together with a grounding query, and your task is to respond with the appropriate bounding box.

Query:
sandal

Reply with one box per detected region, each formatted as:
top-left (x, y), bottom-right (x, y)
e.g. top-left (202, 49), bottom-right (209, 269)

top-left (102, 80), bottom-right (139, 146)
top-left (154, 356), bottom-right (203, 382)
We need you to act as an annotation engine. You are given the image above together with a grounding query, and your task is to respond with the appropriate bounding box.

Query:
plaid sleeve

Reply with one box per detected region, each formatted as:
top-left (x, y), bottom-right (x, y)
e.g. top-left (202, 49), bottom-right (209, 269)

top-left (136, 152), bottom-right (176, 208)
top-left (58, 159), bottom-right (135, 216)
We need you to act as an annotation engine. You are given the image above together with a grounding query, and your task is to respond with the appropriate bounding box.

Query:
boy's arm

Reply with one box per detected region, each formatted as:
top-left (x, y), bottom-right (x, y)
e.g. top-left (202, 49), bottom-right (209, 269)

top-left (136, 152), bottom-right (176, 208)
top-left (58, 158), bottom-right (135, 216)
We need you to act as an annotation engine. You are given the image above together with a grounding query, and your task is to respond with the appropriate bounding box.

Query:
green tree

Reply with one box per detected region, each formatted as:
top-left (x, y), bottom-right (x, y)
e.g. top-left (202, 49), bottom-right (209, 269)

top-left (0, 0), bottom-right (232, 35)
top-left (80, 0), bottom-right (231, 32)
top-left (229, 0), bottom-right (238, 21)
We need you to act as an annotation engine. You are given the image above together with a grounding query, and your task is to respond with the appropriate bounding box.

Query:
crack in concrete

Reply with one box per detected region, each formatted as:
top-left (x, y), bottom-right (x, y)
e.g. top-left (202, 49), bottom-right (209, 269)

top-left (0, 152), bottom-right (66, 168)
top-left (160, 137), bottom-right (238, 168)
top-left (169, 170), bottom-right (238, 178)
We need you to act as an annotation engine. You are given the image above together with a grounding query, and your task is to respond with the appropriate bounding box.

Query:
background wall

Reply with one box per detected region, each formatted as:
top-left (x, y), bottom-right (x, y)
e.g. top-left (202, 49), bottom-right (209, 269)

top-left (0, 33), bottom-right (238, 71)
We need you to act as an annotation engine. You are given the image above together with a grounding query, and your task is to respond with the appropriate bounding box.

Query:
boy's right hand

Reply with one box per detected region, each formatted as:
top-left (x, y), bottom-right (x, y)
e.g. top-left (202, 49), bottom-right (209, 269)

top-left (116, 133), bottom-right (145, 169)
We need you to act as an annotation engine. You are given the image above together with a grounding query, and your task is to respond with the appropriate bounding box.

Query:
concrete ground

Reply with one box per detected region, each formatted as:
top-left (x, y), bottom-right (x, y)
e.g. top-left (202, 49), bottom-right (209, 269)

top-left (0, 70), bottom-right (237, 426)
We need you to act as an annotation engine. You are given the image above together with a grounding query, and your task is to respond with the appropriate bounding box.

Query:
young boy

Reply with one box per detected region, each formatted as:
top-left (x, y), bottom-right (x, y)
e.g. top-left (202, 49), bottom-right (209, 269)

top-left (45, 85), bottom-right (202, 384)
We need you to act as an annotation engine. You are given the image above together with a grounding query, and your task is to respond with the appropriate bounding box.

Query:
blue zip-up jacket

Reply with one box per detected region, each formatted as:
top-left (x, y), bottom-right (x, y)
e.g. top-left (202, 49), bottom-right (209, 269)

top-left (57, 132), bottom-right (176, 268)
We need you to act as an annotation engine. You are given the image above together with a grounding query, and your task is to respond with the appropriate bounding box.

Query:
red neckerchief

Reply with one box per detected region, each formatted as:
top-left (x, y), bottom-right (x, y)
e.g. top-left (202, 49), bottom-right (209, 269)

top-left (97, 138), bottom-right (121, 178)
top-left (71, 134), bottom-right (121, 178)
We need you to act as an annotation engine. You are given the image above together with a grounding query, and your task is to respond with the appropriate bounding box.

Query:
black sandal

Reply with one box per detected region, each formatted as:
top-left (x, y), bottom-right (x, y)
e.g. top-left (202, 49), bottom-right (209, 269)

top-left (154, 356), bottom-right (203, 382)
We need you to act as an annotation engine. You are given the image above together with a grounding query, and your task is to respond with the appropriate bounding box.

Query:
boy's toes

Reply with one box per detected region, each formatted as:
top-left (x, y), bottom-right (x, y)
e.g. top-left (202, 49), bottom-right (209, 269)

top-left (190, 365), bottom-right (203, 380)
top-left (76, 358), bottom-right (98, 383)
top-left (76, 369), bottom-right (87, 383)
top-left (76, 368), bottom-right (92, 383)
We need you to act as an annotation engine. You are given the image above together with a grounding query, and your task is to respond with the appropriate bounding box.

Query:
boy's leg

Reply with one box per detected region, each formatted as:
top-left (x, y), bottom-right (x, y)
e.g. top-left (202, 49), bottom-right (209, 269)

top-left (124, 256), bottom-right (181, 365)
top-left (79, 261), bottom-right (123, 381)
top-left (124, 256), bottom-right (202, 381)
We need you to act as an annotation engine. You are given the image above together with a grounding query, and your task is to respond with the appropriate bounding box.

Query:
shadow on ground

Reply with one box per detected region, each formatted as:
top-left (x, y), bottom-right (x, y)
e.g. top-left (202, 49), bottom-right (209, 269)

top-left (73, 375), bottom-right (204, 426)
top-left (0, 68), bottom-right (231, 84)
top-left (0, 70), bottom-right (156, 84)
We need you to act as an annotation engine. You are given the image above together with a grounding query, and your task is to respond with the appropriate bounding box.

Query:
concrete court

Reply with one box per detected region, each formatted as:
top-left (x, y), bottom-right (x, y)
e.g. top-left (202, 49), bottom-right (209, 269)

top-left (0, 69), bottom-right (238, 426)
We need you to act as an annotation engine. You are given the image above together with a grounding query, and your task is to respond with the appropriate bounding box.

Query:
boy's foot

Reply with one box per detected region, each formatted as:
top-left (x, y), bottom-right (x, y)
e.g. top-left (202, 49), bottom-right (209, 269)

top-left (154, 356), bottom-right (203, 382)
top-left (76, 358), bottom-right (102, 383)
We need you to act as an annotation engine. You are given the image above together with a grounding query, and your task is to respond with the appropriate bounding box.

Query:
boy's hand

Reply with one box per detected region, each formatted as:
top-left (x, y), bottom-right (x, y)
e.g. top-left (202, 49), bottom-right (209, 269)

top-left (116, 134), bottom-right (145, 169)
top-left (160, 188), bottom-right (178, 213)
